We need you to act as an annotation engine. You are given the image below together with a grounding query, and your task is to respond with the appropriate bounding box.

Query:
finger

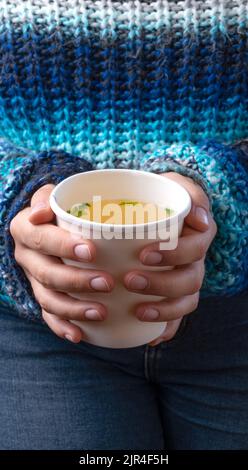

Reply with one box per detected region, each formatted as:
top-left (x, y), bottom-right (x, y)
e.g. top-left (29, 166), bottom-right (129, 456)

top-left (27, 274), bottom-right (108, 320)
top-left (25, 267), bottom-right (90, 341)
top-left (15, 207), bottom-right (96, 262)
top-left (139, 217), bottom-right (217, 266)
top-left (29, 184), bottom-right (55, 224)
top-left (148, 318), bottom-right (183, 346)
top-left (42, 309), bottom-right (83, 343)
top-left (124, 261), bottom-right (205, 297)
top-left (17, 246), bottom-right (114, 293)
top-left (164, 172), bottom-right (210, 232)
top-left (136, 292), bottom-right (199, 322)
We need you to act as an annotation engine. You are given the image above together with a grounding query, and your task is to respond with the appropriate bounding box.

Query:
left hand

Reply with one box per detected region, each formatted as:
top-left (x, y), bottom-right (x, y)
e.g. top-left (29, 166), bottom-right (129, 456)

top-left (123, 172), bottom-right (217, 346)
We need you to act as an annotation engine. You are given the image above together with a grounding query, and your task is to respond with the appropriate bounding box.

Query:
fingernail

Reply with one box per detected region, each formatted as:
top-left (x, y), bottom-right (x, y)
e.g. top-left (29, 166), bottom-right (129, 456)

top-left (74, 244), bottom-right (92, 260)
top-left (31, 202), bottom-right (47, 214)
top-left (65, 334), bottom-right (74, 342)
top-left (142, 251), bottom-right (163, 265)
top-left (127, 275), bottom-right (148, 290)
top-left (137, 307), bottom-right (160, 320)
top-left (196, 207), bottom-right (209, 226)
top-left (90, 277), bottom-right (110, 291)
top-left (85, 309), bottom-right (103, 320)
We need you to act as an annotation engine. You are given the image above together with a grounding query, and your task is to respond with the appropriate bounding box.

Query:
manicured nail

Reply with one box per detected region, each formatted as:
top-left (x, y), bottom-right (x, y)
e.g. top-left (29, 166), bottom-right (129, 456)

top-left (142, 251), bottom-right (163, 265)
top-left (90, 277), bottom-right (110, 291)
top-left (127, 275), bottom-right (148, 290)
top-left (85, 309), bottom-right (103, 320)
top-left (196, 207), bottom-right (209, 226)
top-left (31, 202), bottom-right (47, 214)
top-left (65, 334), bottom-right (74, 342)
top-left (137, 307), bottom-right (160, 321)
top-left (74, 244), bottom-right (92, 260)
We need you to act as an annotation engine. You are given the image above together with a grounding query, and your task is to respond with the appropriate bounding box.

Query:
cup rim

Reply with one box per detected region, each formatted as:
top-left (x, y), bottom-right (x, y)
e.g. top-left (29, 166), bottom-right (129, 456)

top-left (49, 169), bottom-right (191, 230)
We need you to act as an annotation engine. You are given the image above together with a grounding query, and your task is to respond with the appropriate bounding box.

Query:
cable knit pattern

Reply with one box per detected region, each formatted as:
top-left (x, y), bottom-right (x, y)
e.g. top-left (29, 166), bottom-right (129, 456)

top-left (0, 1), bottom-right (247, 319)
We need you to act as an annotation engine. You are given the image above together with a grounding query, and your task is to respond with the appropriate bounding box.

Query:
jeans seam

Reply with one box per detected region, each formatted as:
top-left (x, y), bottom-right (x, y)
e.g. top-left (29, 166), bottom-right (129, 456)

top-left (154, 345), bottom-right (162, 383)
top-left (144, 344), bottom-right (157, 382)
top-left (144, 344), bottom-right (150, 381)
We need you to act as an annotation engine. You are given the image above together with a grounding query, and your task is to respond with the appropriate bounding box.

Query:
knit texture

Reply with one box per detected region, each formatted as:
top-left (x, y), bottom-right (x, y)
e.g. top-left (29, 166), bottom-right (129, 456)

top-left (0, 1), bottom-right (248, 158)
top-left (0, 1), bottom-right (247, 319)
top-left (0, 141), bottom-right (93, 318)
top-left (142, 140), bottom-right (248, 295)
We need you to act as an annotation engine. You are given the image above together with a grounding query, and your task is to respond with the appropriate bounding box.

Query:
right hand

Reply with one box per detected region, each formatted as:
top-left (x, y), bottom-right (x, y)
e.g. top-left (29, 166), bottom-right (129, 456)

top-left (10, 184), bottom-right (115, 343)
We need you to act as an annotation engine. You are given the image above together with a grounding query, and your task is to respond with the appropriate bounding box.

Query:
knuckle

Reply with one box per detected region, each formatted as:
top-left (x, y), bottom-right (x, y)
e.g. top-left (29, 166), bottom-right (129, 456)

top-left (200, 259), bottom-right (206, 275)
top-left (41, 308), bottom-right (51, 322)
top-left (70, 273), bottom-right (84, 291)
top-left (14, 246), bottom-right (22, 265)
top-left (160, 275), bottom-right (175, 297)
top-left (36, 265), bottom-right (50, 287)
top-left (197, 261), bottom-right (206, 284)
top-left (165, 278), bottom-right (178, 297)
top-left (41, 183), bottom-right (55, 194)
top-left (9, 217), bottom-right (18, 238)
top-left (31, 187), bottom-right (46, 205)
top-left (191, 294), bottom-right (200, 312)
top-left (59, 236), bottom-right (70, 257)
top-left (193, 278), bottom-right (202, 293)
top-left (38, 294), bottom-right (50, 313)
top-left (189, 271), bottom-right (203, 294)
top-left (41, 310), bottom-right (47, 321)
top-left (196, 239), bottom-right (206, 260)
top-left (32, 229), bottom-right (44, 250)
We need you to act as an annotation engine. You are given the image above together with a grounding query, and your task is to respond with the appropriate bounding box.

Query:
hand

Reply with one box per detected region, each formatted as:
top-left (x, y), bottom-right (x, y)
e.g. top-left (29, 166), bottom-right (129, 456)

top-left (123, 172), bottom-right (217, 346)
top-left (10, 184), bottom-right (114, 343)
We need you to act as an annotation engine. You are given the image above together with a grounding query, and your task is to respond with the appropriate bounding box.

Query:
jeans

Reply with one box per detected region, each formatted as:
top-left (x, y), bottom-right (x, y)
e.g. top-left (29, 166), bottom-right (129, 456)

top-left (0, 294), bottom-right (248, 450)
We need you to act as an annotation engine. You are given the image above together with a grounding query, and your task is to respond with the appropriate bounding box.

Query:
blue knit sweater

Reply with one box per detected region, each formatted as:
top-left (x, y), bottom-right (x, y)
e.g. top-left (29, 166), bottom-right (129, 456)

top-left (0, 1), bottom-right (247, 321)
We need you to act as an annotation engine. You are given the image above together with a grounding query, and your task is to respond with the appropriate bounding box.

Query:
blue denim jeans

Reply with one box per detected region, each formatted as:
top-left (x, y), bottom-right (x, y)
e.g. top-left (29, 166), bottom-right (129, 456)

top-left (0, 294), bottom-right (247, 450)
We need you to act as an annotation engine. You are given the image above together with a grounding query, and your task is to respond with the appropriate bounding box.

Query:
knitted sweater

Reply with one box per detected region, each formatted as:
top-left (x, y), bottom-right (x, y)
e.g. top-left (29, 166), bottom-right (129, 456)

top-left (0, 0), bottom-right (247, 321)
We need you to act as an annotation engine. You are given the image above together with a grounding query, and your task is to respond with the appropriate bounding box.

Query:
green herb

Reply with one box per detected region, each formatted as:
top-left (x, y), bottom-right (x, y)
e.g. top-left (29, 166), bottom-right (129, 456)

top-left (67, 202), bottom-right (91, 218)
top-left (164, 208), bottom-right (173, 216)
top-left (77, 203), bottom-right (90, 210)
top-left (119, 200), bottom-right (139, 206)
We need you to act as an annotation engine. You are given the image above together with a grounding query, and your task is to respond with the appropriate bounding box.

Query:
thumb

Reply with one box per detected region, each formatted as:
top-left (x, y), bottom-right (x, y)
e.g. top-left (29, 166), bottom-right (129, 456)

top-left (185, 203), bottom-right (209, 233)
top-left (29, 184), bottom-right (55, 225)
top-left (163, 172), bottom-right (210, 233)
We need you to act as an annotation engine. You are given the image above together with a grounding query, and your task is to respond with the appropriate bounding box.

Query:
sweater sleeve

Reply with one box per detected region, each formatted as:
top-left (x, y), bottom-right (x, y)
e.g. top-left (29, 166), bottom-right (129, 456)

top-left (138, 139), bottom-right (248, 297)
top-left (0, 137), bottom-right (93, 321)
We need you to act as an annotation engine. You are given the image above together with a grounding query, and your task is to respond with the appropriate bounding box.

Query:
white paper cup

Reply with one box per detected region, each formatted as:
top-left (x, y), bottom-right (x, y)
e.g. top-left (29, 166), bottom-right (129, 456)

top-left (50, 169), bottom-right (191, 348)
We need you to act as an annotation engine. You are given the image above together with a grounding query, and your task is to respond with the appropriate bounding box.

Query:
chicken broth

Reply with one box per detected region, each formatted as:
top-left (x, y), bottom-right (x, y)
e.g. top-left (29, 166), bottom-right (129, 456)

top-left (67, 199), bottom-right (174, 225)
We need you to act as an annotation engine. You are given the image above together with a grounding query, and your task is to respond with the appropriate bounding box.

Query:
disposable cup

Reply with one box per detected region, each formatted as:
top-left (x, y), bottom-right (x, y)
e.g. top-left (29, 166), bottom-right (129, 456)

top-left (50, 169), bottom-right (191, 348)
